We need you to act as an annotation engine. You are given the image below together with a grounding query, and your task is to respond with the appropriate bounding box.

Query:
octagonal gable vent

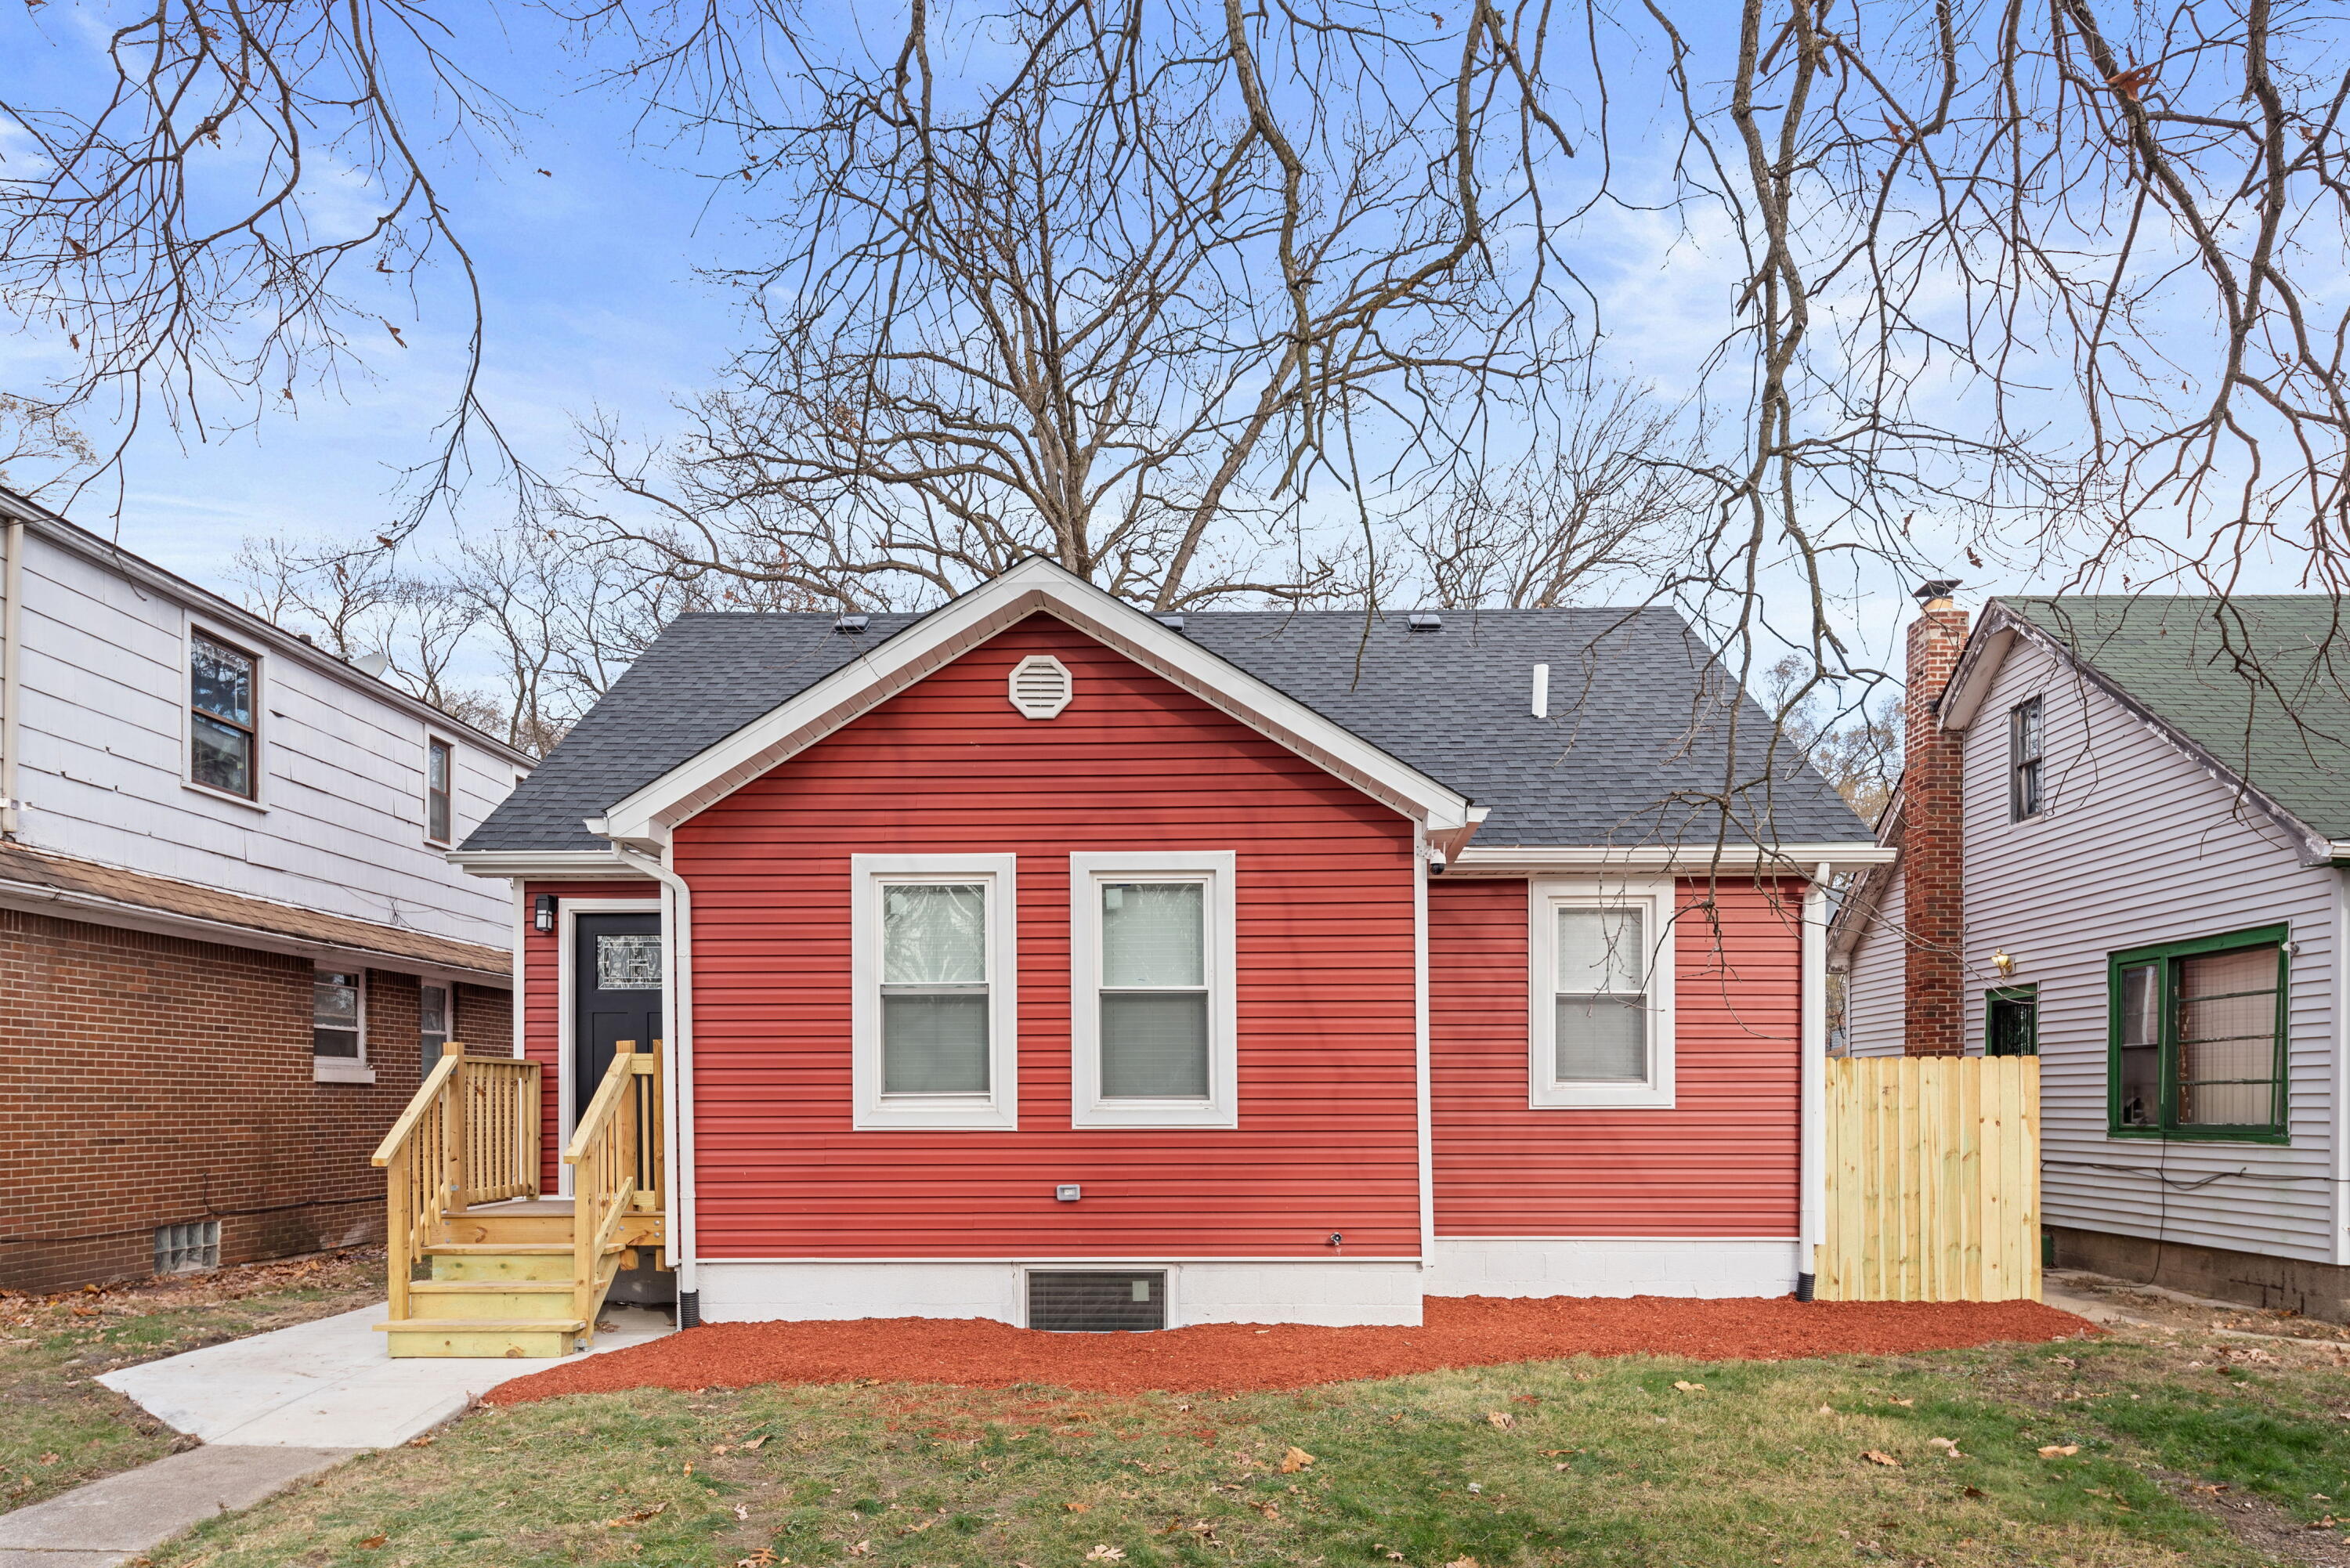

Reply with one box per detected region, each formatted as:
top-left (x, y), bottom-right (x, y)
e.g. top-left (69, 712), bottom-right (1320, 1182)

top-left (1008, 655), bottom-right (1074, 719)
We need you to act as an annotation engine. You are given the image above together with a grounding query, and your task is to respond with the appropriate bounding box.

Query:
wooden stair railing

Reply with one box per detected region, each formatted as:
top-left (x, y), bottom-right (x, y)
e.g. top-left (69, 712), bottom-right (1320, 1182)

top-left (564, 1042), bottom-right (660, 1341)
top-left (371, 1042), bottom-right (542, 1324)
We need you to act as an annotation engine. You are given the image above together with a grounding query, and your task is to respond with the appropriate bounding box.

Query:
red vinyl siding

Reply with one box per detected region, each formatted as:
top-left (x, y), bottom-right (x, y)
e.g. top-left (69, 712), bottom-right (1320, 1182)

top-left (1430, 876), bottom-right (1803, 1237)
top-left (674, 615), bottom-right (1421, 1259)
top-left (521, 877), bottom-right (659, 1188)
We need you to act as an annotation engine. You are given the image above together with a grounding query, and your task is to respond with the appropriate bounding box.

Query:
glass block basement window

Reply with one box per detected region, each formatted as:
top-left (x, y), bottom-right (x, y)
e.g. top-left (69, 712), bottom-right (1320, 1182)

top-left (154, 1219), bottom-right (220, 1275)
top-left (1027, 1270), bottom-right (1166, 1332)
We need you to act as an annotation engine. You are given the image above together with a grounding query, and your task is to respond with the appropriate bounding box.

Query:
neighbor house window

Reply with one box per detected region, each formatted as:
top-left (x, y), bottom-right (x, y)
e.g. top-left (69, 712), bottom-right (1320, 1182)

top-left (850, 854), bottom-right (1018, 1129)
top-left (419, 981), bottom-right (451, 1076)
top-left (2110, 927), bottom-right (2287, 1140)
top-left (1528, 879), bottom-right (1676, 1108)
top-left (1069, 852), bottom-right (1237, 1129)
top-left (190, 630), bottom-right (259, 799)
top-left (1986, 985), bottom-right (2038, 1057)
top-left (312, 967), bottom-right (374, 1083)
top-left (425, 738), bottom-right (454, 844)
top-left (2008, 696), bottom-right (2044, 820)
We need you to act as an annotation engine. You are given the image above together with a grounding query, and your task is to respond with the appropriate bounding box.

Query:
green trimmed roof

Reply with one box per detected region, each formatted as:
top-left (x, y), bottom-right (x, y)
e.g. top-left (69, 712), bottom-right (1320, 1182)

top-left (2000, 595), bottom-right (2350, 840)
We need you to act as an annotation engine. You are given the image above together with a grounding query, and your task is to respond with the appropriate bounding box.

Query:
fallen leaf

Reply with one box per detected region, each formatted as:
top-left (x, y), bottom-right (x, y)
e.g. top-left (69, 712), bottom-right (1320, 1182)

top-left (1927, 1436), bottom-right (1960, 1451)
top-left (846, 1543), bottom-right (871, 1558)
top-left (1484, 1411), bottom-right (1515, 1428)
top-left (712, 1444), bottom-right (732, 1455)
top-left (682, 1461), bottom-right (693, 1476)
top-left (1886, 1397), bottom-right (1914, 1407)
top-left (406, 1434), bottom-right (435, 1448)
top-left (1861, 1451), bottom-right (1900, 1467)
top-left (733, 1503), bottom-right (750, 1520)
top-left (1817, 1405), bottom-right (1835, 1415)
top-left (742, 1434), bottom-right (768, 1451)
top-left (1962, 1486), bottom-right (1986, 1499)
top-left (37, 1453), bottom-right (60, 1465)
top-left (1279, 1446), bottom-right (1316, 1473)
top-left (1086, 1549), bottom-right (1126, 1563)
top-left (1065, 1502), bottom-right (1092, 1513)
top-left (601, 1503), bottom-right (669, 1528)
top-left (2048, 1356), bottom-right (2078, 1368)
top-left (358, 1535), bottom-right (388, 1550)
top-left (736, 1552), bottom-right (782, 1567)
top-left (2037, 1444), bottom-right (2081, 1458)
top-left (1672, 1380), bottom-right (1705, 1393)
top-left (1442, 1557), bottom-right (1482, 1568)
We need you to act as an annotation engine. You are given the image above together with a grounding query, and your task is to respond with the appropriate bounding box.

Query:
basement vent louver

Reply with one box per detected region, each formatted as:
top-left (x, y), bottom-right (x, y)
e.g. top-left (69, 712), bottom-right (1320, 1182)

top-left (1007, 655), bottom-right (1075, 719)
top-left (154, 1219), bottom-right (219, 1275)
top-left (1028, 1270), bottom-right (1167, 1332)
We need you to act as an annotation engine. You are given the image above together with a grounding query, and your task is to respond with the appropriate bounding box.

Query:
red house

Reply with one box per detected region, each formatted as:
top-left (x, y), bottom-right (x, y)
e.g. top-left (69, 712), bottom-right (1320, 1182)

top-left (443, 562), bottom-right (1878, 1337)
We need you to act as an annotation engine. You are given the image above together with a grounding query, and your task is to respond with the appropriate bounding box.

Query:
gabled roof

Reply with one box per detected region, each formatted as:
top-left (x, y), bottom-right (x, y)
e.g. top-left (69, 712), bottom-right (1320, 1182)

top-left (462, 563), bottom-right (1869, 858)
top-left (1943, 595), bottom-right (2350, 851)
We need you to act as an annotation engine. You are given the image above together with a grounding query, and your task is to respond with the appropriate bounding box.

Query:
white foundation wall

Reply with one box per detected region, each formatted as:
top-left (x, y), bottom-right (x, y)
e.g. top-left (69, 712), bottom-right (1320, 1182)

top-left (697, 1260), bottom-right (1426, 1327)
top-left (1426, 1238), bottom-right (1803, 1299)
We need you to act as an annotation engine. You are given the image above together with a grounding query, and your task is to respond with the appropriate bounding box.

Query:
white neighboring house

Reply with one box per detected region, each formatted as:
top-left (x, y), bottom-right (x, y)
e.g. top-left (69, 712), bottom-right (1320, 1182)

top-left (1833, 588), bottom-right (2350, 1317)
top-left (0, 490), bottom-right (533, 1292)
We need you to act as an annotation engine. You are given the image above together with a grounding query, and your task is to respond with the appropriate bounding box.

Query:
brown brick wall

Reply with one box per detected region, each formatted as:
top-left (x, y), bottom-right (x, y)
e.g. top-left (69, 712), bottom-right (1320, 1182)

top-left (1903, 600), bottom-right (1971, 1056)
top-left (0, 908), bottom-right (511, 1292)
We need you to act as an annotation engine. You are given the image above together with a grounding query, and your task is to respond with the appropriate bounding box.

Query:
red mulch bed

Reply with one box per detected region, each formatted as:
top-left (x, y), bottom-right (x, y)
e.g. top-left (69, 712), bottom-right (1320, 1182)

top-left (487, 1295), bottom-right (2094, 1404)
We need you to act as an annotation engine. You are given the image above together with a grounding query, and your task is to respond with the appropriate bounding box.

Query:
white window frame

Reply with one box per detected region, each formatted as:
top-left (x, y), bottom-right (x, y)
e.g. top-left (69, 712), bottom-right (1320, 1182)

top-left (851, 854), bottom-right (1020, 1131)
top-left (311, 965), bottom-right (375, 1084)
top-left (1527, 876), bottom-right (1676, 1109)
top-left (1068, 851), bottom-right (1238, 1129)
top-left (424, 733), bottom-right (458, 845)
top-left (184, 620), bottom-right (266, 810)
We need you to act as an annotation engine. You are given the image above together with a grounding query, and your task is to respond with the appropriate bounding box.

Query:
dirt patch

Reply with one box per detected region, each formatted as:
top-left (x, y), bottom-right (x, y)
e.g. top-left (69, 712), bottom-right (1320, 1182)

top-left (488, 1293), bottom-right (2093, 1404)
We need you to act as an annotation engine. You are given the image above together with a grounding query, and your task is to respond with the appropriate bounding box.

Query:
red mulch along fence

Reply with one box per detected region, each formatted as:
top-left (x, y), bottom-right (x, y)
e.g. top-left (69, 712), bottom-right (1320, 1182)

top-left (488, 1295), bottom-right (2094, 1404)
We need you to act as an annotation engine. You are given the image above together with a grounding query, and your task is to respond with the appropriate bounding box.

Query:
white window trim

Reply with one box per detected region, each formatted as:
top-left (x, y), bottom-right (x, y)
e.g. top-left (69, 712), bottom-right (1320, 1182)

top-left (184, 620), bottom-right (266, 811)
top-left (423, 732), bottom-right (459, 846)
top-left (312, 966), bottom-right (375, 1084)
top-left (851, 854), bottom-right (1020, 1131)
top-left (1528, 876), bottom-right (1676, 1109)
top-left (1068, 850), bottom-right (1238, 1129)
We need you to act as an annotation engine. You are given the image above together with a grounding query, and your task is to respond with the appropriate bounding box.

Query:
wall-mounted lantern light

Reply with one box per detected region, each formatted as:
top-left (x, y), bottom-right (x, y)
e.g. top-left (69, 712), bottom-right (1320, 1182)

top-left (1991, 948), bottom-right (2015, 977)
top-left (533, 894), bottom-right (557, 934)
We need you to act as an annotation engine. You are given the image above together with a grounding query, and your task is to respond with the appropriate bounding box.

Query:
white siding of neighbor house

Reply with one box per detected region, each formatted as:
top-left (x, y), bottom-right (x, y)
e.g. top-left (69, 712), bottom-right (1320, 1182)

top-left (1840, 861), bottom-right (1907, 1056)
top-left (1846, 630), bottom-right (2344, 1263)
top-left (7, 524), bottom-right (523, 948)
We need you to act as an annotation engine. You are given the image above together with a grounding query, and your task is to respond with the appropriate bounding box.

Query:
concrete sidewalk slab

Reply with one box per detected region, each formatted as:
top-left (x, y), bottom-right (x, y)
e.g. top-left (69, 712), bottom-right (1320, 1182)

top-left (97, 1302), bottom-right (671, 1448)
top-left (0, 1445), bottom-right (354, 1566)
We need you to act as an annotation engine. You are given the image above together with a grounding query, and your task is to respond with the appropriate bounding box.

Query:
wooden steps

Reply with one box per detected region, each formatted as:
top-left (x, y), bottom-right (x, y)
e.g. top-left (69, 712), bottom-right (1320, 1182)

top-left (377, 1198), bottom-right (663, 1357)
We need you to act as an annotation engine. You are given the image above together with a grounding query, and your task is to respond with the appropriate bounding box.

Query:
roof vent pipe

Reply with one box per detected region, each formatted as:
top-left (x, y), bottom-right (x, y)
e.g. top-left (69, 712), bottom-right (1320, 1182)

top-left (1531, 663), bottom-right (1549, 719)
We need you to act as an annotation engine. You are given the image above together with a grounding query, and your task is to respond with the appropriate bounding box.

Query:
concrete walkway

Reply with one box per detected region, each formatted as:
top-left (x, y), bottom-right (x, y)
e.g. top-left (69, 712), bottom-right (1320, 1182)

top-left (0, 1302), bottom-right (671, 1566)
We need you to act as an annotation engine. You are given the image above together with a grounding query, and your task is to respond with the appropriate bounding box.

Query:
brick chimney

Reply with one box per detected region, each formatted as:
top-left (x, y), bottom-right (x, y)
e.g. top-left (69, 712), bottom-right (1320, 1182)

top-left (1903, 581), bottom-right (1970, 1057)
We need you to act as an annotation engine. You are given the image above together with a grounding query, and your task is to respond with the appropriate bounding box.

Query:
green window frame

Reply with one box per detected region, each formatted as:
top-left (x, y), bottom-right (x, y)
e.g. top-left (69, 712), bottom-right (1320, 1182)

top-left (1985, 985), bottom-right (2038, 1057)
top-left (2106, 924), bottom-right (2289, 1143)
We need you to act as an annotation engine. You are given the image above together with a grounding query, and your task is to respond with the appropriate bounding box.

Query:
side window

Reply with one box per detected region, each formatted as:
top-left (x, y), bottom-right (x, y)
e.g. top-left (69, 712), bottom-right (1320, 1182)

top-left (425, 738), bottom-right (454, 844)
top-left (312, 967), bottom-right (373, 1083)
top-left (1068, 853), bottom-right (1238, 1129)
top-left (2008, 695), bottom-right (2044, 821)
top-left (190, 630), bottom-right (259, 799)
top-left (1528, 879), bottom-right (1676, 1108)
top-left (1986, 985), bottom-right (2038, 1057)
top-left (849, 854), bottom-right (1018, 1129)
top-left (2110, 929), bottom-right (2287, 1140)
top-left (420, 981), bottom-right (451, 1077)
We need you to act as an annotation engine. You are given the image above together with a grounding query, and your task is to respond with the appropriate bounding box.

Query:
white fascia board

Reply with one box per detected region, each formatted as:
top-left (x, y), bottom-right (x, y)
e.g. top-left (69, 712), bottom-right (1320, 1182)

top-left (1935, 621), bottom-right (2016, 732)
top-left (445, 847), bottom-right (645, 880)
top-left (1449, 841), bottom-right (1895, 876)
top-left (598, 558), bottom-right (1474, 842)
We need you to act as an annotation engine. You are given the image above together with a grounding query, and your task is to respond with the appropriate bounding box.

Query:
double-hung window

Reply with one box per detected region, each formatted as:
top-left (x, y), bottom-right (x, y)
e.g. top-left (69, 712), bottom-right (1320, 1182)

top-left (190, 630), bottom-right (260, 800)
top-left (419, 981), bottom-right (451, 1076)
top-left (312, 966), bottom-right (373, 1083)
top-left (425, 738), bottom-right (454, 844)
top-left (2008, 696), bottom-right (2044, 821)
top-left (1528, 879), bottom-right (1676, 1108)
top-left (1070, 852), bottom-right (1238, 1128)
top-left (2111, 926), bottom-right (2287, 1140)
top-left (850, 854), bottom-right (1018, 1129)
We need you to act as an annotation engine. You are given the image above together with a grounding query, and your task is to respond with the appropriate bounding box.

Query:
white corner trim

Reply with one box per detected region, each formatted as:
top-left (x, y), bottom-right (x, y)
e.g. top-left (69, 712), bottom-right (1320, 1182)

top-left (1413, 827), bottom-right (1436, 1256)
top-left (851, 854), bottom-right (1021, 1131)
top-left (1007, 654), bottom-right (1074, 718)
top-left (1799, 866), bottom-right (1829, 1282)
top-left (595, 558), bottom-right (1473, 846)
top-left (1067, 851), bottom-right (1238, 1129)
top-left (1527, 875), bottom-right (1677, 1110)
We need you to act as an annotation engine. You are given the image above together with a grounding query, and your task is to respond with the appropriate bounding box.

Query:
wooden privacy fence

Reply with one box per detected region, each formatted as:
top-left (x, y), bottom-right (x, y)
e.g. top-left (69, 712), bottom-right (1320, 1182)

top-left (1817, 1056), bottom-right (2041, 1302)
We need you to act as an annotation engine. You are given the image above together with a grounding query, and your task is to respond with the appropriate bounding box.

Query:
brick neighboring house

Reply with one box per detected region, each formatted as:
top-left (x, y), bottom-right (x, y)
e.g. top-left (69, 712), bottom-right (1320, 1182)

top-left (1833, 588), bottom-right (2350, 1319)
top-left (0, 491), bottom-right (530, 1292)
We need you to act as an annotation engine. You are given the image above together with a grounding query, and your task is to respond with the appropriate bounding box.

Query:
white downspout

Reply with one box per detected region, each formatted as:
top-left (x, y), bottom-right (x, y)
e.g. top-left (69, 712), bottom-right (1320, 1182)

top-left (1414, 826), bottom-right (1436, 1270)
top-left (616, 842), bottom-right (697, 1299)
top-left (2, 517), bottom-right (24, 837)
top-left (1798, 863), bottom-right (1831, 1297)
top-left (2334, 866), bottom-right (2349, 1268)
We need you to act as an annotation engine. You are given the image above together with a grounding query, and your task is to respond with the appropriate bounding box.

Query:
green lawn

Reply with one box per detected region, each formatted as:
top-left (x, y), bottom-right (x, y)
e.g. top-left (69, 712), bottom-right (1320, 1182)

top-left (0, 1250), bottom-right (385, 1512)
top-left (141, 1324), bottom-right (2350, 1568)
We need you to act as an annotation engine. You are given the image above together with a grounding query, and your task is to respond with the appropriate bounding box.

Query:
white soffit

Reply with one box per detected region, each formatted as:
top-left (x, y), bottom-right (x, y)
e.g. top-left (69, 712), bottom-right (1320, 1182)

top-left (597, 558), bottom-right (1476, 843)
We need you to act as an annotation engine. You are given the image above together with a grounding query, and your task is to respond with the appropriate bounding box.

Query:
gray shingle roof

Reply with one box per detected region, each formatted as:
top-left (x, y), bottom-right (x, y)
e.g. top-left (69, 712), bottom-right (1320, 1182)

top-left (2000, 595), bottom-right (2350, 840)
top-left (465, 605), bottom-right (1867, 853)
